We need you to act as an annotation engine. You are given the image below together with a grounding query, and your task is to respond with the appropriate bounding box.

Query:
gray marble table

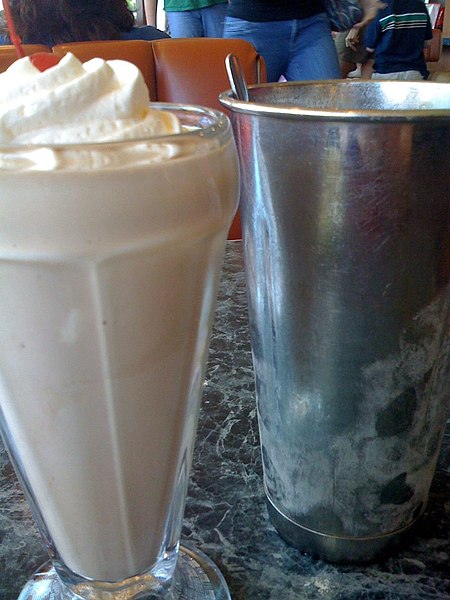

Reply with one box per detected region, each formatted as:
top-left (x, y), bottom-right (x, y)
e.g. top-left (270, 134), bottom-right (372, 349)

top-left (1, 241), bottom-right (449, 600)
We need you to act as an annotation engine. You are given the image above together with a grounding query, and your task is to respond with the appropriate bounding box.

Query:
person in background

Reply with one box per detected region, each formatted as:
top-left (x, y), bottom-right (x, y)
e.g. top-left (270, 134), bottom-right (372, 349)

top-left (365, 0), bottom-right (433, 80)
top-left (223, 0), bottom-right (383, 83)
top-left (144, 0), bottom-right (227, 38)
top-left (223, 0), bottom-right (341, 83)
top-left (0, 0), bottom-right (169, 46)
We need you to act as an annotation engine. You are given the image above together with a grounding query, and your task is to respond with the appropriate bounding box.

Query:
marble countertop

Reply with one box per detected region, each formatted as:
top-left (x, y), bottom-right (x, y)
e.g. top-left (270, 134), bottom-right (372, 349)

top-left (1, 241), bottom-right (449, 600)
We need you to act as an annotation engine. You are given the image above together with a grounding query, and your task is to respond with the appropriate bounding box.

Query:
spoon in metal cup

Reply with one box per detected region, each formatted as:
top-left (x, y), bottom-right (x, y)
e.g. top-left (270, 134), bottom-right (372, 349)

top-left (225, 54), bottom-right (250, 102)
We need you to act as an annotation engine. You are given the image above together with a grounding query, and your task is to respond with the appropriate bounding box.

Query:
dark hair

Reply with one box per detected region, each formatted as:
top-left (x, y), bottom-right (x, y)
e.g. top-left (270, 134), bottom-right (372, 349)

top-left (1, 0), bottom-right (135, 45)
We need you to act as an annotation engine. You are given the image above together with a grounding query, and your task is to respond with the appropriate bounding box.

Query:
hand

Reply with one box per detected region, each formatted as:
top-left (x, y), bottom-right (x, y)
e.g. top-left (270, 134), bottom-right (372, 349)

top-left (345, 26), bottom-right (360, 51)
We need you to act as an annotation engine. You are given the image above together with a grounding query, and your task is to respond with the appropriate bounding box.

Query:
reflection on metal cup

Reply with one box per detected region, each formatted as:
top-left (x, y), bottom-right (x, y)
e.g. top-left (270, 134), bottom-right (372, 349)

top-left (220, 81), bottom-right (450, 563)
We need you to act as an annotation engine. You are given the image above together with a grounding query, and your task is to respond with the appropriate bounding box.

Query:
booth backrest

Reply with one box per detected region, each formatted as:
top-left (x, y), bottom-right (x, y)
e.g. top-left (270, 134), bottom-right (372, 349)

top-left (150, 37), bottom-right (264, 112)
top-left (1, 38), bottom-right (265, 103)
top-left (424, 28), bottom-right (442, 63)
top-left (0, 38), bottom-right (266, 239)
top-left (52, 40), bottom-right (158, 99)
top-left (53, 37), bottom-right (265, 110)
top-left (0, 44), bottom-right (51, 73)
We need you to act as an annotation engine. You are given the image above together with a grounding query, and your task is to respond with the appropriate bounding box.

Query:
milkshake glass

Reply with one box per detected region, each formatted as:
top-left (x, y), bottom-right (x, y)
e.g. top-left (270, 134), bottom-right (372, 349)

top-left (0, 103), bottom-right (238, 599)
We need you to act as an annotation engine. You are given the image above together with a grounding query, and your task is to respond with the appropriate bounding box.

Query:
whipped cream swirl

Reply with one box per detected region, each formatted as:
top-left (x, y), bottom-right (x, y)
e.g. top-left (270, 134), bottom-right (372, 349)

top-left (0, 53), bottom-right (180, 144)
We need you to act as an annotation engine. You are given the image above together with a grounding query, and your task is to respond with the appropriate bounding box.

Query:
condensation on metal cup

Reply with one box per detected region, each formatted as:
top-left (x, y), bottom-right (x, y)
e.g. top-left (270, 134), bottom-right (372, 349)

top-left (220, 81), bottom-right (450, 563)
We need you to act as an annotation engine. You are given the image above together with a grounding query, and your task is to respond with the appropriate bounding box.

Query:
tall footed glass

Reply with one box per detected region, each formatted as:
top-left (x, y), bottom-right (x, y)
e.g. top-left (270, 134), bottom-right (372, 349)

top-left (0, 105), bottom-right (238, 600)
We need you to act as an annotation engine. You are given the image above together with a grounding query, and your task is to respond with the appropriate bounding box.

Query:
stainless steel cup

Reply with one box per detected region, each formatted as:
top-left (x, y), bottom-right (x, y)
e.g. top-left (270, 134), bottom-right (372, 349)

top-left (220, 81), bottom-right (450, 563)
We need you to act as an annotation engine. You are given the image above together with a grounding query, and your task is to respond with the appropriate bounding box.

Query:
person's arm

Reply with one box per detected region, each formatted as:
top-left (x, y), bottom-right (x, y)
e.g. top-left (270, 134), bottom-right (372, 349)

top-left (364, 13), bottom-right (382, 54)
top-left (358, 0), bottom-right (386, 27)
top-left (345, 0), bottom-right (386, 50)
top-left (144, 0), bottom-right (158, 27)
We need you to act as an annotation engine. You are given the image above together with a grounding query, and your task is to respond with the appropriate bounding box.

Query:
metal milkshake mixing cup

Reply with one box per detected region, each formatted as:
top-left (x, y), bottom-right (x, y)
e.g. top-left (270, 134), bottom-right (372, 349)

top-left (220, 81), bottom-right (450, 562)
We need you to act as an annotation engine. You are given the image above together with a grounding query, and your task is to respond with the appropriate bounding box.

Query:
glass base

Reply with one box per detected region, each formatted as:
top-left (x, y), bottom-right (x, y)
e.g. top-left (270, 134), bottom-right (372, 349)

top-left (18, 545), bottom-right (231, 600)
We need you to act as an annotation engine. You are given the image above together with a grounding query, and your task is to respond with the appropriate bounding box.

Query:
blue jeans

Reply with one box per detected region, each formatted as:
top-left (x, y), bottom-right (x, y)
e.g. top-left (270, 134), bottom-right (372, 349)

top-left (223, 13), bottom-right (340, 82)
top-left (167, 3), bottom-right (227, 38)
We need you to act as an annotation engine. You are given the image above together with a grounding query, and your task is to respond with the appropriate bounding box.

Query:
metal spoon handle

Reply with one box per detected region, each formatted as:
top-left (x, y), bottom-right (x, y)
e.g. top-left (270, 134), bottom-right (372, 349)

top-left (225, 53), bottom-right (250, 102)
